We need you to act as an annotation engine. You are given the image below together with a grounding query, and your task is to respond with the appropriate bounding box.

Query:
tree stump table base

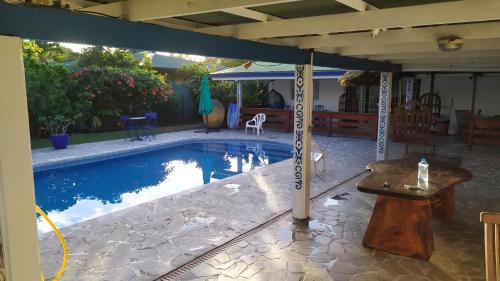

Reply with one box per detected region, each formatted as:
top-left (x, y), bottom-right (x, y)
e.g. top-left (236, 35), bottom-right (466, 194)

top-left (363, 195), bottom-right (434, 260)
top-left (430, 187), bottom-right (455, 218)
top-left (358, 158), bottom-right (472, 260)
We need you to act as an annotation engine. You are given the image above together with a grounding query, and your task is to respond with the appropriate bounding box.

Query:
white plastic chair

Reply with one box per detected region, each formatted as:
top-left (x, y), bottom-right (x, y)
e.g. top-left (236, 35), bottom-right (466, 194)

top-left (312, 140), bottom-right (327, 174)
top-left (245, 113), bottom-right (266, 135)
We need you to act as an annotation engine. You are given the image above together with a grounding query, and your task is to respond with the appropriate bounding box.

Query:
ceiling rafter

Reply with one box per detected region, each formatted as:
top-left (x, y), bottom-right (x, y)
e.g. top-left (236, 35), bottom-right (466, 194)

top-left (78, 0), bottom-right (300, 21)
top-left (334, 0), bottom-right (377, 12)
top-left (196, 0), bottom-right (500, 39)
top-left (223, 7), bottom-right (281, 22)
top-left (402, 64), bottom-right (500, 72)
top-left (270, 21), bottom-right (500, 49)
top-left (367, 50), bottom-right (500, 61)
top-left (335, 38), bottom-right (500, 56)
top-left (146, 18), bottom-right (211, 31)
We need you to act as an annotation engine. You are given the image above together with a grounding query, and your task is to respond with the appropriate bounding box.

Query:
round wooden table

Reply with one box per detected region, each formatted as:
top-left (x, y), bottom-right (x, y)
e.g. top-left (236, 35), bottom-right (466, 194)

top-left (357, 158), bottom-right (472, 260)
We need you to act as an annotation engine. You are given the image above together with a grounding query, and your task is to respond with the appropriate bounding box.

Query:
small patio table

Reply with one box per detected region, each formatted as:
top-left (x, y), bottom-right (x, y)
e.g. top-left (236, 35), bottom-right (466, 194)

top-left (129, 116), bottom-right (147, 141)
top-left (357, 157), bottom-right (472, 260)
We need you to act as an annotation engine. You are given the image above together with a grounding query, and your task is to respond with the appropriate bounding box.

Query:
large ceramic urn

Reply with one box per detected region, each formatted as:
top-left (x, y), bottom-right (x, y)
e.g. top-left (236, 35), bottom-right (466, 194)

top-left (203, 99), bottom-right (225, 128)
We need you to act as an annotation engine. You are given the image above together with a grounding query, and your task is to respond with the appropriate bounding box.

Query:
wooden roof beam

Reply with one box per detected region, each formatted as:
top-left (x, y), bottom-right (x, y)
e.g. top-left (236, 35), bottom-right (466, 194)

top-left (273, 21), bottom-right (500, 49)
top-left (0, 1), bottom-right (400, 72)
top-left (402, 64), bottom-right (500, 72)
top-left (336, 38), bottom-right (500, 56)
top-left (368, 50), bottom-right (500, 61)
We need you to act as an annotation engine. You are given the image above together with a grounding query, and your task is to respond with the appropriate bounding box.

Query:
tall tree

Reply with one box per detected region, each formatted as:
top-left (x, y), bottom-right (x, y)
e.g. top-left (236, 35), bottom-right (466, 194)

top-left (77, 46), bottom-right (151, 70)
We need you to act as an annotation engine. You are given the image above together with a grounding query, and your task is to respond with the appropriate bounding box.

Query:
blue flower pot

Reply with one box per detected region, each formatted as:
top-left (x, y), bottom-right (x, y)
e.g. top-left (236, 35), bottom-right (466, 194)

top-left (50, 134), bottom-right (69, 150)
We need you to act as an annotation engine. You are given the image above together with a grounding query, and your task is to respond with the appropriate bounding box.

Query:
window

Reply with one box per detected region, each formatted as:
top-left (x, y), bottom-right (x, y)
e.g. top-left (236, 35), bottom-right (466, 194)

top-left (313, 80), bottom-right (320, 100)
top-left (290, 79), bottom-right (320, 100)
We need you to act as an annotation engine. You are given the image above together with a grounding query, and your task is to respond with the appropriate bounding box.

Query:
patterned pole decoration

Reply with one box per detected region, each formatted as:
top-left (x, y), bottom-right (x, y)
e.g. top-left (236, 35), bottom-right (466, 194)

top-left (292, 59), bottom-right (313, 220)
top-left (376, 72), bottom-right (393, 161)
top-left (236, 81), bottom-right (242, 107)
top-left (405, 77), bottom-right (414, 102)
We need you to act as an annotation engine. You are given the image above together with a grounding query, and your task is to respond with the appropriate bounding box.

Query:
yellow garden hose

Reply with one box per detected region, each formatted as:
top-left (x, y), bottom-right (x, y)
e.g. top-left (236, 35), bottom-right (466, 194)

top-left (35, 206), bottom-right (68, 281)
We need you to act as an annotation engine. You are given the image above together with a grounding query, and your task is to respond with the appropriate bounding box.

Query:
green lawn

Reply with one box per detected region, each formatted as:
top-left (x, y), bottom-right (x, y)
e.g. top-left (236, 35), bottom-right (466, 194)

top-left (31, 123), bottom-right (205, 149)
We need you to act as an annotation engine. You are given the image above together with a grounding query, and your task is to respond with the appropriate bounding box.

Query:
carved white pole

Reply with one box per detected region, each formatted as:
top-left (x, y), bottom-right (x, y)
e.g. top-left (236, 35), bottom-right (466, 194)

top-left (376, 72), bottom-right (393, 161)
top-left (0, 35), bottom-right (41, 281)
top-left (405, 77), bottom-right (414, 102)
top-left (236, 81), bottom-right (242, 107)
top-left (292, 56), bottom-right (313, 221)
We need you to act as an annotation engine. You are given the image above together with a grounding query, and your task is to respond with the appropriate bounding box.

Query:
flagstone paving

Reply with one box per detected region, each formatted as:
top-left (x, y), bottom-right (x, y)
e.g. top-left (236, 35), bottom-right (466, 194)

top-left (174, 139), bottom-right (499, 281)
top-left (36, 130), bottom-right (404, 281)
top-left (35, 130), bottom-right (498, 281)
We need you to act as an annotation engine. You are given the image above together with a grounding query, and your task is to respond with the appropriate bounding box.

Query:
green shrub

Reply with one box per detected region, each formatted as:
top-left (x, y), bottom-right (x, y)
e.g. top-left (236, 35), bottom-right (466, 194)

top-left (24, 58), bottom-right (91, 135)
top-left (23, 42), bottom-right (174, 135)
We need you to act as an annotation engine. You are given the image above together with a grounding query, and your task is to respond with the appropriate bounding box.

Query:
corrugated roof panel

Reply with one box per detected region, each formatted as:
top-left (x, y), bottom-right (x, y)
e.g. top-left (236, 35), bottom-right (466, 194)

top-left (364, 0), bottom-right (459, 9)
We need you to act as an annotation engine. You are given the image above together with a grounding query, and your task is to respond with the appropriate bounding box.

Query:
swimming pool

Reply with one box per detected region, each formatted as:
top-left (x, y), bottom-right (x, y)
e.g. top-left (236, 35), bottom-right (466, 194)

top-left (34, 140), bottom-right (292, 232)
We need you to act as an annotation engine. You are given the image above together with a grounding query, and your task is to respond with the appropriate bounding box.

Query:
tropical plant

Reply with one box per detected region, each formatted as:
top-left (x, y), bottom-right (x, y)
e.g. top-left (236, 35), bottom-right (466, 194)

top-left (23, 40), bottom-right (79, 63)
top-left (77, 46), bottom-right (151, 70)
top-left (23, 41), bottom-right (181, 135)
top-left (24, 59), bottom-right (91, 135)
top-left (242, 80), bottom-right (269, 107)
top-left (176, 62), bottom-right (236, 106)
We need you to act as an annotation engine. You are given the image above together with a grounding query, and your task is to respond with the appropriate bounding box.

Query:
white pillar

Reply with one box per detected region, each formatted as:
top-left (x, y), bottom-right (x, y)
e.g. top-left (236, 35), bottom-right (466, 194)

top-left (236, 81), bottom-right (242, 107)
top-left (292, 57), bottom-right (313, 221)
top-left (0, 35), bottom-right (41, 281)
top-left (405, 77), bottom-right (414, 102)
top-left (376, 72), bottom-right (393, 161)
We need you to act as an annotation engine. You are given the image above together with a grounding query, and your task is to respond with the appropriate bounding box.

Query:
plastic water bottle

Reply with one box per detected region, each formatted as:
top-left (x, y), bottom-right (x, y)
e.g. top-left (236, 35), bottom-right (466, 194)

top-left (418, 157), bottom-right (429, 183)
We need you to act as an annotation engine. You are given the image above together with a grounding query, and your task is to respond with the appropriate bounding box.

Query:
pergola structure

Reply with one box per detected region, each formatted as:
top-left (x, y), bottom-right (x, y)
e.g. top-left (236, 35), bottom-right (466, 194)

top-left (1, 1), bottom-right (500, 280)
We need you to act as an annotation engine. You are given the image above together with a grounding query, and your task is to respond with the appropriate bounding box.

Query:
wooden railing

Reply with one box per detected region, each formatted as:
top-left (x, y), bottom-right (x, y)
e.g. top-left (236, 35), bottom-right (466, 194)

top-left (330, 112), bottom-right (378, 140)
top-left (469, 116), bottom-right (500, 146)
top-left (240, 107), bottom-right (292, 131)
top-left (240, 107), bottom-right (378, 140)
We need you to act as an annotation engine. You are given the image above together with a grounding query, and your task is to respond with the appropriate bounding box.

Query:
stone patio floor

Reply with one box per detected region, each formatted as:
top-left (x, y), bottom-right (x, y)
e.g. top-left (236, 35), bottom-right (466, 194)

top-left (175, 138), bottom-right (500, 281)
top-left (34, 130), bottom-right (498, 280)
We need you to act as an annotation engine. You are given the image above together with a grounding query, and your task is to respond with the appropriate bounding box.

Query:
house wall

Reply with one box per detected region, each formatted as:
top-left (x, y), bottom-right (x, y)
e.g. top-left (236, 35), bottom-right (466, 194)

top-left (260, 74), bottom-right (500, 119)
top-left (271, 79), bottom-right (346, 111)
top-left (418, 73), bottom-right (500, 117)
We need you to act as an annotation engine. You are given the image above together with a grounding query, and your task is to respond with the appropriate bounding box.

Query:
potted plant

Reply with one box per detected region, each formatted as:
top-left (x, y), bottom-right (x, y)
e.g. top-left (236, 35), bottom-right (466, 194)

top-left (39, 115), bottom-right (80, 149)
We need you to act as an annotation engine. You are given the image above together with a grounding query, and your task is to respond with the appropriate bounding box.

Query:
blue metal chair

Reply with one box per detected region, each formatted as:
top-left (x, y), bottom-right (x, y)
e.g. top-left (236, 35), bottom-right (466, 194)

top-left (119, 115), bottom-right (134, 141)
top-left (143, 112), bottom-right (158, 141)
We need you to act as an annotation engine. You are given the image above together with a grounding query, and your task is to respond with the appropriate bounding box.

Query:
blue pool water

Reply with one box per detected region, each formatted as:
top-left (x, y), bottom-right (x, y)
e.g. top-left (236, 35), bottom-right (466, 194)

top-left (34, 140), bottom-right (292, 232)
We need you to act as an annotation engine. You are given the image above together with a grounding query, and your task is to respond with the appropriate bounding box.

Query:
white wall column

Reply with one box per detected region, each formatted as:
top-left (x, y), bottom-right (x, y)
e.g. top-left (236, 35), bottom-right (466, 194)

top-left (236, 81), bottom-right (243, 107)
top-left (376, 72), bottom-right (393, 161)
top-left (292, 56), bottom-right (313, 221)
top-left (405, 77), bottom-right (414, 102)
top-left (0, 35), bottom-right (41, 281)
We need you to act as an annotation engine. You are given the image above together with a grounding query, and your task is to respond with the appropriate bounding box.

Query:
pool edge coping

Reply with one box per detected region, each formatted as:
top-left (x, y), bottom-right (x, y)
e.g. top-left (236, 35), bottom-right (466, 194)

top-left (33, 134), bottom-right (292, 172)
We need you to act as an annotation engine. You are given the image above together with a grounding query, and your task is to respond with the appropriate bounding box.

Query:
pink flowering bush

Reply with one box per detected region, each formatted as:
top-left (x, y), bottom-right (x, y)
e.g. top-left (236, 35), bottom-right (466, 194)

top-left (70, 67), bottom-right (173, 129)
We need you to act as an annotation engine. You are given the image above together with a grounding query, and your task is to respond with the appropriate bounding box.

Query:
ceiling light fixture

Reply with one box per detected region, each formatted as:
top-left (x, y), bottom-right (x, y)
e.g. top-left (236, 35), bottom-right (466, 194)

top-left (438, 37), bottom-right (464, 52)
